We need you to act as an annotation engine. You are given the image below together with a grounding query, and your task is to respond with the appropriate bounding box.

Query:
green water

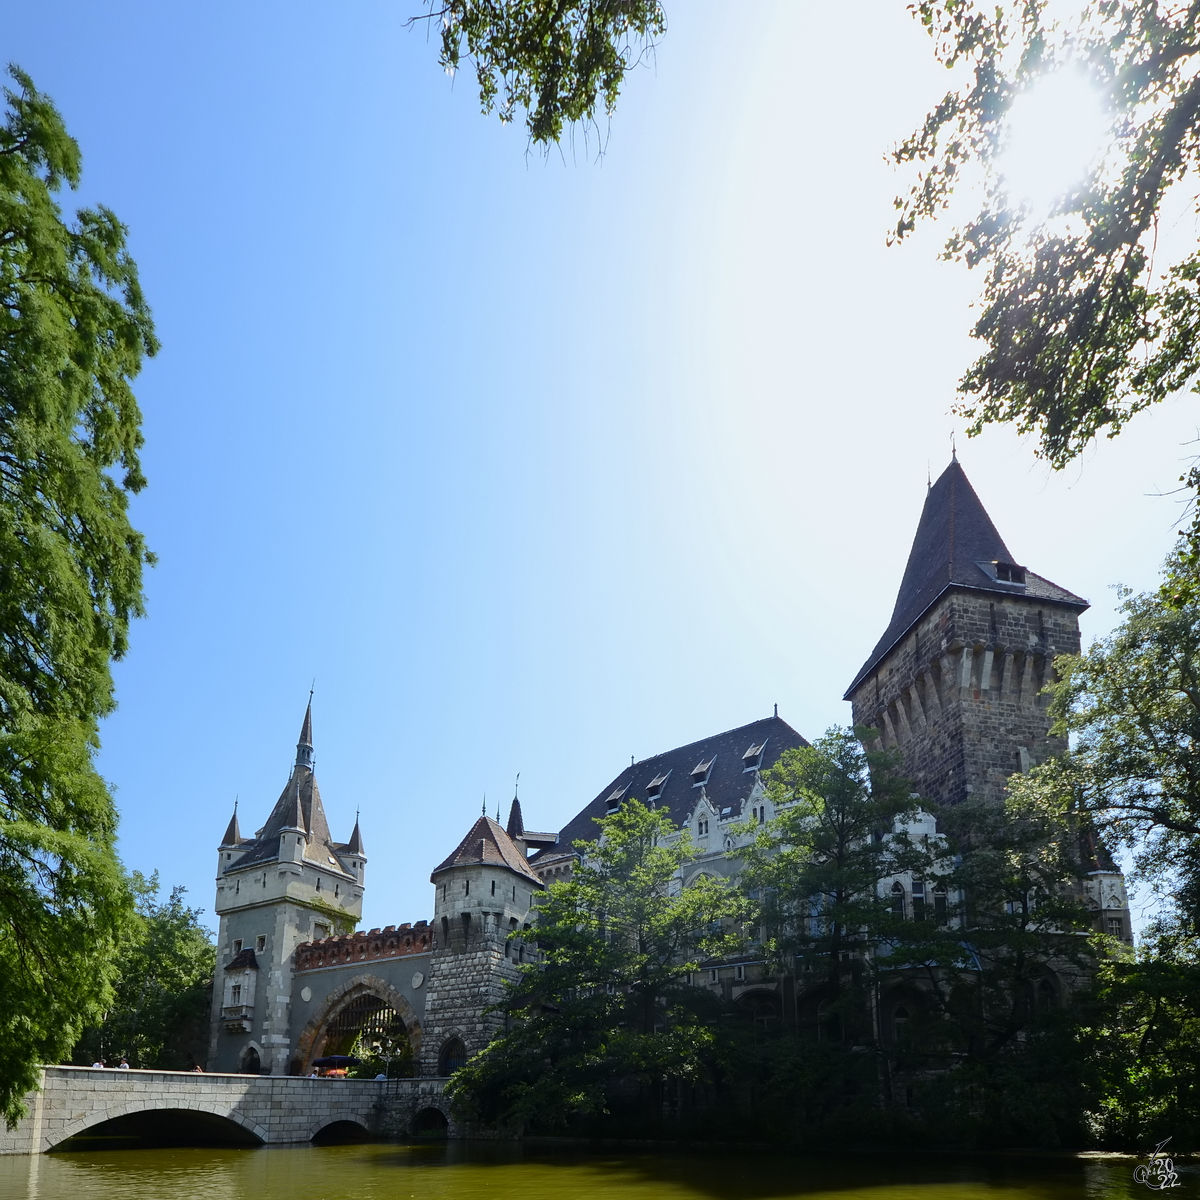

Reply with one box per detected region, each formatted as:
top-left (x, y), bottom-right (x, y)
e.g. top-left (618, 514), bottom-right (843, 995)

top-left (0, 1141), bottom-right (1192, 1200)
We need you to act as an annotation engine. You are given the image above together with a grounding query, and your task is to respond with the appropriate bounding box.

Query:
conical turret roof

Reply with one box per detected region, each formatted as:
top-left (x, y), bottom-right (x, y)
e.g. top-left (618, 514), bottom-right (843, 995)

top-left (845, 459), bottom-right (1087, 697)
top-left (223, 702), bottom-right (350, 873)
top-left (220, 806), bottom-right (243, 847)
top-left (431, 814), bottom-right (542, 885)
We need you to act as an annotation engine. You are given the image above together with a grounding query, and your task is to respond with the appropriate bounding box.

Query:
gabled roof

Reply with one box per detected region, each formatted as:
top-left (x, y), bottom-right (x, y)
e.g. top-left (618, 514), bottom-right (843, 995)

top-left (536, 714), bottom-right (807, 860)
top-left (845, 459), bottom-right (1088, 697)
top-left (431, 814), bottom-right (543, 885)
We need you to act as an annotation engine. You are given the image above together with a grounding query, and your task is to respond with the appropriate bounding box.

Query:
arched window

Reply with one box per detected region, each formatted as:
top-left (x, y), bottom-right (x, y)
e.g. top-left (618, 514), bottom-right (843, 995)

top-left (240, 1046), bottom-right (261, 1075)
top-left (438, 1037), bottom-right (467, 1076)
top-left (891, 882), bottom-right (905, 918)
top-left (1037, 978), bottom-right (1056, 1010)
top-left (892, 1005), bottom-right (910, 1043)
top-left (933, 884), bottom-right (948, 923)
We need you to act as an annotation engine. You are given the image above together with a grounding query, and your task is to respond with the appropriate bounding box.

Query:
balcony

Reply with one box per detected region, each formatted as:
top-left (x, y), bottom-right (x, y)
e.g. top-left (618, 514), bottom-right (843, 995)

top-left (222, 1004), bottom-right (253, 1032)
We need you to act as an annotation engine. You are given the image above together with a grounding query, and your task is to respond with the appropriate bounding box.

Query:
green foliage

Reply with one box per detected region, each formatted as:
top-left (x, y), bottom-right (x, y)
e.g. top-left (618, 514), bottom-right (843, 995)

top-left (1037, 552), bottom-right (1200, 931)
top-left (73, 872), bottom-right (215, 1070)
top-left (416, 1), bottom-right (666, 146)
top-left (1086, 927), bottom-right (1200, 1149)
top-left (0, 66), bottom-right (156, 1127)
top-left (447, 798), bottom-right (746, 1132)
top-left (745, 728), bottom-right (921, 978)
top-left (897, 3), bottom-right (1200, 538)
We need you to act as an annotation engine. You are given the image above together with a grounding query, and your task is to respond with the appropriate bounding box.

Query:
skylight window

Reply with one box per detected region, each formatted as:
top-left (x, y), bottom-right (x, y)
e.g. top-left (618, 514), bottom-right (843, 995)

top-left (691, 757), bottom-right (715, 786)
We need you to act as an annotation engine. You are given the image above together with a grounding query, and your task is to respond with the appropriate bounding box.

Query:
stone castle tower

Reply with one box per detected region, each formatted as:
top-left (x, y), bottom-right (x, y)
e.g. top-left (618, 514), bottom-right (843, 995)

top-left (845, 457), bottom-right (1088, 809)
top-left (846, 459), bottom-right (1131, 941)
top-left (208, 703), bottom-right (367, 1074)
top-left (419, 801), bottom-right (544, 1075)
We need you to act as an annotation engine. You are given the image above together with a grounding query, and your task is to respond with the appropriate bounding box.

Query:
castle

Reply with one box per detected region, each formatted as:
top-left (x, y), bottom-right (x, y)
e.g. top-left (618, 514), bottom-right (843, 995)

top-left (206, 459), bottom-right (1131, 1076)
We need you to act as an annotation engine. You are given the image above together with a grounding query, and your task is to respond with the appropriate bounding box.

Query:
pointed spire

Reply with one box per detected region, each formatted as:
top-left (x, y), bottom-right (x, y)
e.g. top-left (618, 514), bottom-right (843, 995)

top-left (346, 808), bottom-right (365, 856)
top-left (282, 778), bottom-right (305, 833)
top-left (221, 800), bottom-right (242, 847)
top-left (845, 458), bottom-right (1086, 698)
top-left (506, 794), bottom-right (524, 841)
top-left (295, 695), bottom-right (314, 772)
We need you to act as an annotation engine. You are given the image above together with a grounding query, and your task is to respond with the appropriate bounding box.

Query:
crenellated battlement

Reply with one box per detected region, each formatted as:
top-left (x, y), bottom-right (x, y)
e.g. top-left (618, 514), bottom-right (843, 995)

top-left (294, 922), bottom-right (433, 972)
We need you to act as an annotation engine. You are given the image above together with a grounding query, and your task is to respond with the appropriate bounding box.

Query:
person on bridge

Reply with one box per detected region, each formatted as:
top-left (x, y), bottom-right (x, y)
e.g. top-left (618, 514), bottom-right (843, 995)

top-left (117, 1058), bottom-right (129, 1069)
top-left (90, 1060), bottom-right (104, 1069)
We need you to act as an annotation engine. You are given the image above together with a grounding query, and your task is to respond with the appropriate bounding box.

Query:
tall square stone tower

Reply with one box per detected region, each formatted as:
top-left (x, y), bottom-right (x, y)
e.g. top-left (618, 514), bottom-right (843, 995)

top-left (845, 458), bottom-right (1088, 810)
top-left (208, 703), bottom-right (366, 1074)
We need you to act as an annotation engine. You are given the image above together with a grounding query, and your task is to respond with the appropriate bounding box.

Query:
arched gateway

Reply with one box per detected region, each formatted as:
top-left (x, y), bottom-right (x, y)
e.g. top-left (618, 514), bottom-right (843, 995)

top-left (293, 975), bottom-right (422, 1075)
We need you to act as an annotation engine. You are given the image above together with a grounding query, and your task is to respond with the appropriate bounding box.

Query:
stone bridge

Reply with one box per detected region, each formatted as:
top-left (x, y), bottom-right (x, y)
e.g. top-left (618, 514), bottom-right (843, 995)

top-left (0, 1066), bottom-right (453, 1154)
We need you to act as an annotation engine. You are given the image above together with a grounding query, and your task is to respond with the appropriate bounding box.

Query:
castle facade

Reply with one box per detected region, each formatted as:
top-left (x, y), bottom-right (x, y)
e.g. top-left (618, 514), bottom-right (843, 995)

top-left (207, 460), bottom-right (1130, 1077)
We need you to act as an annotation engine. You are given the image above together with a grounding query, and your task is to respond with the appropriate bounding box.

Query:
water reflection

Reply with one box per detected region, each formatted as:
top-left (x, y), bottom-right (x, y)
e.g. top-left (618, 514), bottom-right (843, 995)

top-left (1, 1140), bottom-right (1191, 1200)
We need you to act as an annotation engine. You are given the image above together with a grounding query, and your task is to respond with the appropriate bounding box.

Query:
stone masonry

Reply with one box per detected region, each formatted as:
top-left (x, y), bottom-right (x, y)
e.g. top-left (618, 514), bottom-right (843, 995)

top-left (848, 589), bottom-right (1082, 809)
top-left (0, 1066), bottom-right (452, 1154)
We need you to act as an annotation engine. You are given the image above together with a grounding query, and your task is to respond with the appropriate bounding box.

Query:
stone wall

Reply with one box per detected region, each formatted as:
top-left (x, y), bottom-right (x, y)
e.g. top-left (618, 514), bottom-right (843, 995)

top-left (848, 589), bottom-right (1082, 809)
top-left (294, 922), bottom-right (433, 971)
top-left (0, 1066), bottom-right (452, 1154)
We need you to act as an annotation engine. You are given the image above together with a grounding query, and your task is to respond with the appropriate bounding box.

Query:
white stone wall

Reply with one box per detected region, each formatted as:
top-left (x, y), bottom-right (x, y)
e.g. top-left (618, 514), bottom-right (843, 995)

top-left (0, 1066), bottom-right (451, 1154)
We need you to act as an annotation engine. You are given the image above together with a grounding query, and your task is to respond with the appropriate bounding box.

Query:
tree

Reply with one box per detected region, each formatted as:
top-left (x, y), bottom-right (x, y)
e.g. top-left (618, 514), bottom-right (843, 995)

top-left (742, 727), bottom-right (923, 1039)
top-left (0, 66), bottom-right (156, 1124)
top-left (1027, 552), bottom-right (1200, 933)
top-left (73, 873), bottom-right (215, 1070)
top-left (897, 3), bottom-right (1200, 545)
top-left (447, 798), bottom-right (746, 1133)
top-left (413, 0), bottom-right (665, 146)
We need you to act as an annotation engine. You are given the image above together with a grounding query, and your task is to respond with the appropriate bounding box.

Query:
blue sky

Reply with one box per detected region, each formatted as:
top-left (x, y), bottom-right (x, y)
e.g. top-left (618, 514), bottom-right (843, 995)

top-left (5, 2), bottom-right (1194, 931)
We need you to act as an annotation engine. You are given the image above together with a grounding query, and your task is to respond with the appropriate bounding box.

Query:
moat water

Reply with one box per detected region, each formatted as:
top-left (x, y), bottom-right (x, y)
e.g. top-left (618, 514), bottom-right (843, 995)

top-left (1, 1140), bottom-right (1194, 1200)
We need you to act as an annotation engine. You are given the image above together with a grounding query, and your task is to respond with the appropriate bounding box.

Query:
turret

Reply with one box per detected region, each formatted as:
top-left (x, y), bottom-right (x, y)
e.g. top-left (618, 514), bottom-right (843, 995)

top-left (208, 699), bottom-right (366, 1074)
top-left (845, 457), bottom-right (1089, 810)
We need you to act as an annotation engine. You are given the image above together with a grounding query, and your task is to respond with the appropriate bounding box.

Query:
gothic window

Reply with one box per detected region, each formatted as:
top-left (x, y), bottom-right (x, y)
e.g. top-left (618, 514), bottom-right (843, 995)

top-left (438, 1038), bottom-right (467, 1076)
top-left (698, 817), bottom-right (709, 836)
top-left (231, 984), bottom-right (242, 1005)
top-left (891, 882), bottom-right (905, 918)
top-left (911, 881), bottom-right (926, 921)
top-left (1037, 979), bottom-right (1056, 1010)
top-left (892, 1005), bottom-right (911, 1043)
top-left (933, 884), bottom-right (948, 923)
top-left (240, 1046), bottom-right (261, 1075)
top-left (1107, 916), bottom-right (1124, 939)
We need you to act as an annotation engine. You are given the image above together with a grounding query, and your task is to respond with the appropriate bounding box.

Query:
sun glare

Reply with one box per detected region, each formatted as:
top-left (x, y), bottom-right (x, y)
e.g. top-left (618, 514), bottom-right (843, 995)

top-left (997, 70), bottom-right (1111, 217)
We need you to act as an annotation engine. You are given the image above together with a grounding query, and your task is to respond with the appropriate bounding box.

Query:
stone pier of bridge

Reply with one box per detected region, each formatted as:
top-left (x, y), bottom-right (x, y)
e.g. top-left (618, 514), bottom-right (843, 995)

top-left (0, 1066), bottom-right (453, 1154)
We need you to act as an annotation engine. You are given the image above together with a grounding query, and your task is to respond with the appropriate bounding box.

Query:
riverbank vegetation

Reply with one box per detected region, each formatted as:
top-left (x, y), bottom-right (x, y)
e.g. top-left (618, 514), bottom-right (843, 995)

top-left (0, 66), bottom-right (157, 1126)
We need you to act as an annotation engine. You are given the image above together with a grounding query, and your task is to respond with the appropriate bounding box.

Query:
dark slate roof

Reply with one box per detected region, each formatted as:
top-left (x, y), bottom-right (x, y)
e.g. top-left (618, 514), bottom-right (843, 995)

top-left (224, 704), bottom-right (358, 876)
top-left (220, 807), bottom-right (244, 848)
top-left (845, 459), bottom-right (1088, 697)
top-left (224, 948), bottom-right (258, 972)
top-left (430, 815), bottom-right (543, 885)
top-left (535, 715), bottom-right (808, 859)
top-left (344, 817), bottom-right (364, 856)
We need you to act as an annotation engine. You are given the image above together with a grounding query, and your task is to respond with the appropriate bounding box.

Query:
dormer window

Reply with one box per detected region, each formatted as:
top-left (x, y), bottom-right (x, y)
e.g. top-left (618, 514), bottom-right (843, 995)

top-left (604, 784), bottom-right (628, 814)
top-left (978, 559), bottom-right (1027, 586)
top-left (691, 757), bottom-right (715, 787)
top-left (646, 771), bottom-right (671, 800)
top-left (742, 741), bottom-right (766, 772)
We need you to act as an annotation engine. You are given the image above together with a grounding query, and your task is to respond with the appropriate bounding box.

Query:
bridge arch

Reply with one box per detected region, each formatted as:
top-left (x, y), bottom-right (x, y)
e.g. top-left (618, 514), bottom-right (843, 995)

top-left (49, 1099), bottom-right (267, 1151)
top-left (294, 973), bottom-right (422, 1074)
